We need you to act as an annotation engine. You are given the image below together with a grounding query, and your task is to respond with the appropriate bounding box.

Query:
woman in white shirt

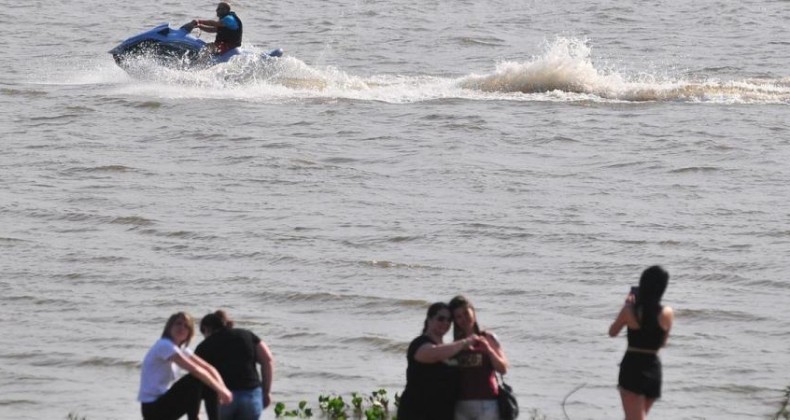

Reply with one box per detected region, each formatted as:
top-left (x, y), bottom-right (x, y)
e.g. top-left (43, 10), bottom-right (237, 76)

top-left (138, 312), bottom-right (233, 420)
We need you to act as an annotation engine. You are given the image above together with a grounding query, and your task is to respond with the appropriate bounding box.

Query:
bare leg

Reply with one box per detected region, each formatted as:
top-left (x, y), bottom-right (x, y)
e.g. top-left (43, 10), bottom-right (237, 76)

top-left (619, 388), bottom-right (646, 420)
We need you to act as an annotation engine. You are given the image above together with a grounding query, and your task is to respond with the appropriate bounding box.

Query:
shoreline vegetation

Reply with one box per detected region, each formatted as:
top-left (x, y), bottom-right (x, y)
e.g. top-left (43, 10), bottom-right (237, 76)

top-left (274, 389), bottom-right (394, 419)
top-left (64, 384), bottom-right (790, 420)
top-left (775, 386), bottom-right (790, 420)
top-left (271, 389), bottom-right (548, 420)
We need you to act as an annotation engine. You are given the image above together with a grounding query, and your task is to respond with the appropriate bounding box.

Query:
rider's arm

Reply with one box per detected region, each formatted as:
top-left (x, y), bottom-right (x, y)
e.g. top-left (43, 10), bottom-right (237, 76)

top-left (194, 19), bottom-right (219, 32)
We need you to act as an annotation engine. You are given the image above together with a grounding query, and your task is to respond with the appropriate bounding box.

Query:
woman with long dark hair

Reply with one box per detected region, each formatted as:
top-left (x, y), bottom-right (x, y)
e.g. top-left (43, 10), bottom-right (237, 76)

top-left (448, 295), bottom-right (508, 420)
top-left (138, 312), bottom-right (233, 420)
top-left (398, 302), bottom-right (482, 420)
top-left (609, 266), bottom-right (675, 420)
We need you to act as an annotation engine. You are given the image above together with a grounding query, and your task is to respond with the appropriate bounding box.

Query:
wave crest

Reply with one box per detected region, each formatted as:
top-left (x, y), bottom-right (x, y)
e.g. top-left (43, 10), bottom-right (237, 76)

top-left (462, 37), bottom-right (622, 95)
top-left (459, 37), bottom-right (790, 103)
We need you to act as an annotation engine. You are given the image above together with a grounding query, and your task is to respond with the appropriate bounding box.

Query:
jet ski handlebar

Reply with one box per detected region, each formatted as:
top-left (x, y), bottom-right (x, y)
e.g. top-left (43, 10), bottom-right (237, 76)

top-left (179, 21), bottom-right (197, 32)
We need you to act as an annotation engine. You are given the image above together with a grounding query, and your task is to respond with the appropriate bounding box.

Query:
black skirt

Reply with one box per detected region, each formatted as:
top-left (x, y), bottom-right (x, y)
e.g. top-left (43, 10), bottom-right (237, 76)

top-left (618, 352), bottom-right (662, 399)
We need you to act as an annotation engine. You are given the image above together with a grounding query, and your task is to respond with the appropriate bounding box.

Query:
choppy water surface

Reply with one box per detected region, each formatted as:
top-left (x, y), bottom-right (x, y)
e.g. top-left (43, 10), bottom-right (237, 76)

top-left (1, 0), bottom-right (789, 419)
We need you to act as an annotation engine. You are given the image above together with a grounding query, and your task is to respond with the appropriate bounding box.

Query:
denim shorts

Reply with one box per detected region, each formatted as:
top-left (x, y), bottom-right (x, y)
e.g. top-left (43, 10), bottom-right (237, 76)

top-left (454, 399), bottom-right (499, 420)
top-left (220, 387), bottom-right (263, 420)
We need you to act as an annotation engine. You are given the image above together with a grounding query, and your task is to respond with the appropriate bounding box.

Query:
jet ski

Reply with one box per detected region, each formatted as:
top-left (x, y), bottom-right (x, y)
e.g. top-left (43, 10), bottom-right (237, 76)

top-left (109, 22), bottom-right (283, 71)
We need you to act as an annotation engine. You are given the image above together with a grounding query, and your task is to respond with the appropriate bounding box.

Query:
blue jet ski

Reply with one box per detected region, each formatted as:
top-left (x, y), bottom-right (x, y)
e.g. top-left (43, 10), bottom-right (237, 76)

top-left (109, 22), bottom-right (283, 70)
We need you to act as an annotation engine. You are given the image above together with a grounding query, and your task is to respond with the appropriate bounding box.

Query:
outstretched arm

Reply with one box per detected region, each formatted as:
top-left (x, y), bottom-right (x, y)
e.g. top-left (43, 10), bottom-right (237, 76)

top-left (414, 336), bottom-right (477, 363)
top-left (172, 352), bottom-right (233, 404)
top-left (192, 19), bottom-right (222, 33)
top-left (190, 353), bottom-right (224, 385)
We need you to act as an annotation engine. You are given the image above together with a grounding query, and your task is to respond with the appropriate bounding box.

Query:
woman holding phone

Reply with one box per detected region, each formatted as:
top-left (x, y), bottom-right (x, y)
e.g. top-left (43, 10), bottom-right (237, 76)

top-left (609, 266), bottom-right (675, 420)
top-left (448, 295), bottom-right (509, 420)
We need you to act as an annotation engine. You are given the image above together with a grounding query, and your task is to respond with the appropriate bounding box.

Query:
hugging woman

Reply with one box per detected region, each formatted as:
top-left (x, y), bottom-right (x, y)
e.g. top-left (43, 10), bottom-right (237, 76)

top-left (449, 296), bottom-right (509, 420)
top-left (398, 302), bottom-right (483, 420)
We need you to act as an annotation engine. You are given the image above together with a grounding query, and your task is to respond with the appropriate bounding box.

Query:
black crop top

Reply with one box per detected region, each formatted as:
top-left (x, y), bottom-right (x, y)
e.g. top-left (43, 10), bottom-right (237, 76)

top-left (626, 306), bottom-right (665, 350)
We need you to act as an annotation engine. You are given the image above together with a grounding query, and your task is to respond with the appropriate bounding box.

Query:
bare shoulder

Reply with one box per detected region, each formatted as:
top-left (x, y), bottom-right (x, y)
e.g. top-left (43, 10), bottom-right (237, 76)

top-left (482, 330), bottom-right (500, 343)
top-left (660, 306), bottom-right (674, 330)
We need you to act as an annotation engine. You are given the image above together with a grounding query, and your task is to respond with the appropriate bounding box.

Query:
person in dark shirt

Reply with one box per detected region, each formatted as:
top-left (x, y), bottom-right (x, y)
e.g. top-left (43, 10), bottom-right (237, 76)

top-left (397, 302), bottom-right (482, 420)
top-left (191, 2), bottom-right (243, 55)
top-left (609, 266), bottom-right (675, 420)
top-left (196, 310), bottom-right (274, 420)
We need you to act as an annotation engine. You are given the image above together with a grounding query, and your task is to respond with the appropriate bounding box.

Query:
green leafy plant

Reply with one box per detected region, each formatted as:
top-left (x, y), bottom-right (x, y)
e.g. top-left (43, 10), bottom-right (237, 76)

top-left (275, 400), bottom-right (313, 418)
top-left (351, 392), bottom-right (364, 412)
top-left (363, 389), bottom-right (391, 420)
top-left (528, 408), bottom-right (548, 420)
top-left (319, 394), bottom-right (349, 419)
top-left (271, 388), bottom-right (548, 420)
top-left (364, 402), bottom-right (387, 420)
top-left (275, 390), bottom-right (398, 419)
top-left (775, 386), bottom-right (790, 420)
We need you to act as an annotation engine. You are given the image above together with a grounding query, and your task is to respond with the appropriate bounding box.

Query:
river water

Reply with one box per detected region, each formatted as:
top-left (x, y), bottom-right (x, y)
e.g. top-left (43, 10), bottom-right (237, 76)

top-left (1, 0), bottom-right (789, 419)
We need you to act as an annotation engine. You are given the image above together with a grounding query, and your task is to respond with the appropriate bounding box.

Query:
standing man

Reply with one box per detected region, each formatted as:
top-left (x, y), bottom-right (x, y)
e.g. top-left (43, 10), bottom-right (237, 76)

top-left (192, 2), bottom-right (243, 55)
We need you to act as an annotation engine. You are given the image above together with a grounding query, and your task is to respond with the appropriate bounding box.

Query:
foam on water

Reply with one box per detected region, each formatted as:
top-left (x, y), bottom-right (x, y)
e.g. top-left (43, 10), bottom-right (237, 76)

top-left (459, 37), bottom-right (790, 103)
top-left (42, 38), bottom-right (790, 104)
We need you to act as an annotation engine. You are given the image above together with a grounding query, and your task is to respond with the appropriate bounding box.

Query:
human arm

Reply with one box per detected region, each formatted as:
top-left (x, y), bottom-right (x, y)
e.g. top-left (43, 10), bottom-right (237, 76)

top-left (414, 336), bottom-right (479, 364)
top-left (171, 351), bottom-right (233, 404)
top-left (479, 331), bottom-right (509, 374)
top-left (190, 353), bottom-right (224, 385)
top-left (256, 341), bottom-right (275, 408)
top-left (608, 304), bottom-right (632, 337)
top-left (191, 19), bottom-right (221, 33)
top-left (192, 15), bottom-right (235, 32)
top-left (659, 306), bottom-right (674, 347)
top-left (609, 289), bottom-right (640, 337)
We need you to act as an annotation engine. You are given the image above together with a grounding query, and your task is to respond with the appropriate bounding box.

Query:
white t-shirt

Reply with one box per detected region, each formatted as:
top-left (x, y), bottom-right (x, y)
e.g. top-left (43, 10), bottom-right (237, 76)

top-left (137, 338), bottom-right (194, 403)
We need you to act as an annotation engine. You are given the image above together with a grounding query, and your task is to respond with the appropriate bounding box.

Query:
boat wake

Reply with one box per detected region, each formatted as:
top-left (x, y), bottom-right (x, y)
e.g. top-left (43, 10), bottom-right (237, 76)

top-left (56, 38), bottom-right (790, 104)
top-left (458, 38), bottom-right (790, 104)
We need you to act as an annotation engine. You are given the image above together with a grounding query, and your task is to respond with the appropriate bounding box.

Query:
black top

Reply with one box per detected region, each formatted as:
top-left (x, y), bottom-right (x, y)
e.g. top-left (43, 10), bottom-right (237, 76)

top-left (195, 328), bottom-right (261, 390)
top-left (398, 335), bottom-right (458, 420)
top-left (626, 306), bottom-right (665, 350)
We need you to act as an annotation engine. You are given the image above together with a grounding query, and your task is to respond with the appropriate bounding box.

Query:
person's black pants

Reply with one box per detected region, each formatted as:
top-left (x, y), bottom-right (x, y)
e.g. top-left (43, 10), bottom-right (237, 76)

top-left (202, 385), bottom-right (220, 420)
top-left (141, 375), bottom-right (205, 420)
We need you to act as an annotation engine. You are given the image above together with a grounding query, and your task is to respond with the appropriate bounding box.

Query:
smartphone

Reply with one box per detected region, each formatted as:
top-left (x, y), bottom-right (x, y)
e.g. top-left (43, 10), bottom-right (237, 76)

top-left (629, 286), bottom-right (639, 297)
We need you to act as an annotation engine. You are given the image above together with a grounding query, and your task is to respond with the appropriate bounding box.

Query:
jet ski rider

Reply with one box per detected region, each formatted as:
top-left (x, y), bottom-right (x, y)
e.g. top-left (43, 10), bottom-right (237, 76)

top-left (191, 2), bottom-right (242, 56)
